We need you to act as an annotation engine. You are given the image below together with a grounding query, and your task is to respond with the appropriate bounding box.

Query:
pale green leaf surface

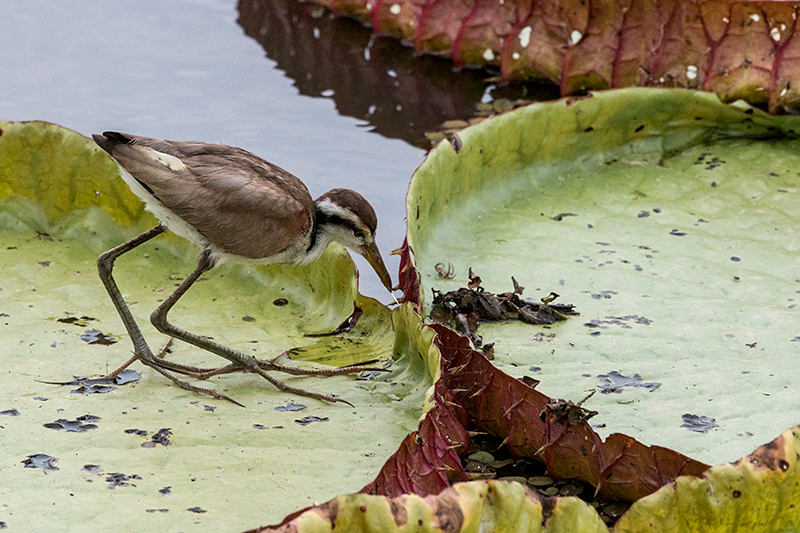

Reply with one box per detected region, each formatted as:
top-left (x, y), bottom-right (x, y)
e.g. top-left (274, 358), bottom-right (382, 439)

top-left (407, 89), bottom-right (800, 466)
top-left (616, 425), bottom-right (800, 532)
top-left (0, 121), bottom-right (430, 532)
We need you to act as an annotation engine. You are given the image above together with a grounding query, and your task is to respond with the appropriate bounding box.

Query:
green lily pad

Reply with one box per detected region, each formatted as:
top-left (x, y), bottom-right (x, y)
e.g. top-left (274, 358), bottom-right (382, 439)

top-left (258, 479), bottom-right (608, 533)
top-left (0, 121), bottom-right (430, 531)
top-left (616, 425), bottom-right (800, 532)
top-left (406, 88), bottom-right (800, 466)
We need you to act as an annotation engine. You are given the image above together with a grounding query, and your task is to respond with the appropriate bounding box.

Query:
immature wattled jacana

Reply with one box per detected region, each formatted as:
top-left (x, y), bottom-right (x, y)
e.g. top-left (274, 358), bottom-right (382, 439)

top-left (87, 132), bottom-right (394, 406)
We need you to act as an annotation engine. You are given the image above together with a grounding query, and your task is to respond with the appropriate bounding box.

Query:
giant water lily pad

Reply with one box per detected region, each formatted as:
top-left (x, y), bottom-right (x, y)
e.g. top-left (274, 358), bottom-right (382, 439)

top-left (405, 89), bottom-right (800, 466)
top-left (0, 121), bottom-right (430, 531)
top-left (256, 479), bottom-right (609, 533)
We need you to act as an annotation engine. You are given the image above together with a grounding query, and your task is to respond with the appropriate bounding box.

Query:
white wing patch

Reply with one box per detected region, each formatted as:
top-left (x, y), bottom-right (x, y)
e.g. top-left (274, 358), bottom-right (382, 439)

top-left (143, 147), bottom-right (186, 171)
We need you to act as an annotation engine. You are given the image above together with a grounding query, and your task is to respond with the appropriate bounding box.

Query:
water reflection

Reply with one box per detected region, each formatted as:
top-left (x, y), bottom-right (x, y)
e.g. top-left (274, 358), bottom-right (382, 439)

top-left (236, 0), bottom-right (559, 149)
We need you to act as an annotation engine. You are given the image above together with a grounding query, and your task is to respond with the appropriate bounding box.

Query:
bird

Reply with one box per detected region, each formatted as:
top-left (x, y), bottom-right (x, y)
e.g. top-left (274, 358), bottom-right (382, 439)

top-left (88, 131), bottom-right (394, 406)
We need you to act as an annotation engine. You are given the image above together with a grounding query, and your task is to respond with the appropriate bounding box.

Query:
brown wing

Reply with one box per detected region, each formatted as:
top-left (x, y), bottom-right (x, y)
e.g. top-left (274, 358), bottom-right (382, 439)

top-left (102, 134), bottom-right (314, 259)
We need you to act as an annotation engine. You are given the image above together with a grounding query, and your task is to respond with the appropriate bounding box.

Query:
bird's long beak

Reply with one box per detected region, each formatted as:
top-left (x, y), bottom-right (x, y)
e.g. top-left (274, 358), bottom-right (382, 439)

top-left (360, 242), bottom-right (393, 292)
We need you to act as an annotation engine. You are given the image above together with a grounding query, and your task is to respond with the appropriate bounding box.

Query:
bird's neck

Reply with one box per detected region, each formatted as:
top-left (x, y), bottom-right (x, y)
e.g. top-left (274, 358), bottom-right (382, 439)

top-left (304, 205), bottom-right (335, 264)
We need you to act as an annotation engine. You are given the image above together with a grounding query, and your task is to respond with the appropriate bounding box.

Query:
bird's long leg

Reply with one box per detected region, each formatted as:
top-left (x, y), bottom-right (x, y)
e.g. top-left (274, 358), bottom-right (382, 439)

top-left (149, 249), bottom-right (362, 405)
top-left (147, 356), bottom-right (387, 380)
top-left (90, 224), bottom-right (243, 406)
top-left (97, 224), bottom-right (168, 363)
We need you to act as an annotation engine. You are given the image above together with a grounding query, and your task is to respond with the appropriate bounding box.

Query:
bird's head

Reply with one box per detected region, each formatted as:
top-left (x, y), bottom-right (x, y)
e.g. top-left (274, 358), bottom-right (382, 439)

top-left (314, 188), bottom-right (393, 292)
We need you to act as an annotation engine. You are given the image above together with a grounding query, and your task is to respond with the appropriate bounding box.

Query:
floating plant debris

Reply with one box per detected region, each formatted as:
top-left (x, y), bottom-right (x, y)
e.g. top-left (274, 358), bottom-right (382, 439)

top-left (22, 454), bottom-right (58, 471)
top-left (56, 315), bottom-right (96, 327)
top-left (540, 391), bottom-right (598, 425)
top-left (584, 315), bottom-right (652, 331)
top-left (430, 271), bottom-right (578, 347)
top-left (275, 402), bottom-right (306, 412)
top-left (71, 383), bottom-right (116, 395)
top-left (597, 371), bottom-right (661, 393)
top-left (43, 414), bottom-right (100, 432)
top-left (434, 262), bottom-right (455, 279)
top-left (79, 329), bottom-right (118, 345)
top-left (681, 413), bottom-right (719, 433)
top-left (295, 416), bottom-right (329, 426)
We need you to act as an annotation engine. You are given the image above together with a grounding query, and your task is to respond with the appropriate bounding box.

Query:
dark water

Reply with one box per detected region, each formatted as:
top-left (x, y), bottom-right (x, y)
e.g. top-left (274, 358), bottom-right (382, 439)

top-left (0, 0), bottom-right (554, 297)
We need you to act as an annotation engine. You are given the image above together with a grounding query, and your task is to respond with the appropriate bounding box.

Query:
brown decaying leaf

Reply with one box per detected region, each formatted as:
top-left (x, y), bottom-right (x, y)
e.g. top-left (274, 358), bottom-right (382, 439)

top-left (310, 0), bottom-right (800, 113)
top-left (361, 323), bottom-right (709, 503)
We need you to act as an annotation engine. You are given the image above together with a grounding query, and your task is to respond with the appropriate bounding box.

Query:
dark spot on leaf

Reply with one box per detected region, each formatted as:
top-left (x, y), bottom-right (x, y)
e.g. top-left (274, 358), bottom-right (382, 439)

top-left (638, 211), bottom-right (649, 218)
top-left (432, 491), bottom-right (464, 531)
top-left (124, 429), bottom-right (148, 436)
top-left (0, 409), bottom-right (20, 416)
top-left (80, 329), bottom-right (118, 345)
top-left (732, 490), bottom-right (741, 498)
top-left (598, 371), bottom-right (660, 393)
top-left (635, 125), bottom-right (645, 132)
top-left (106, 472), bottom-right (142, 489)
top-left (159, 486), bottom-right (172, 495)
top-left (731, 256), bottom-right (741, 262)
top-left (147, 428), bottom-right (172, 447)
top-left (669, 229), bottom-right (686, 236)
top-left (276, 402), bottom-right (306, 412)
top-left (242, 315), bottom-right (256, 322)
top-left (22, 454), bottom-right (58, 470)
top-left (540, 495), bottom-right (556, 525)
top-left (295, 416), bottom-right (328, 426)
top-left (551, 213), bottom-right (577, 221)
top-left (186, 506), bottom-right (207, 514)
top-left (146, 509), bottom-right (169, 513)
top-left (44, 415), bottom-right (100, 432)
top-left (273, 298), bottom-right (288, 306)
top-left (584, 126), bottom-right (594, 132)
top-left (680, 413), bottom-right (719, 433)
top-left (83, 464), bottom-right (103, 473)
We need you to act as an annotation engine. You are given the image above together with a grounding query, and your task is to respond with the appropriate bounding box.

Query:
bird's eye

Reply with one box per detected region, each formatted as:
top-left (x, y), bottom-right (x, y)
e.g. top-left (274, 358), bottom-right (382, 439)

top-left (353, 230), bottom-right (366, 239)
